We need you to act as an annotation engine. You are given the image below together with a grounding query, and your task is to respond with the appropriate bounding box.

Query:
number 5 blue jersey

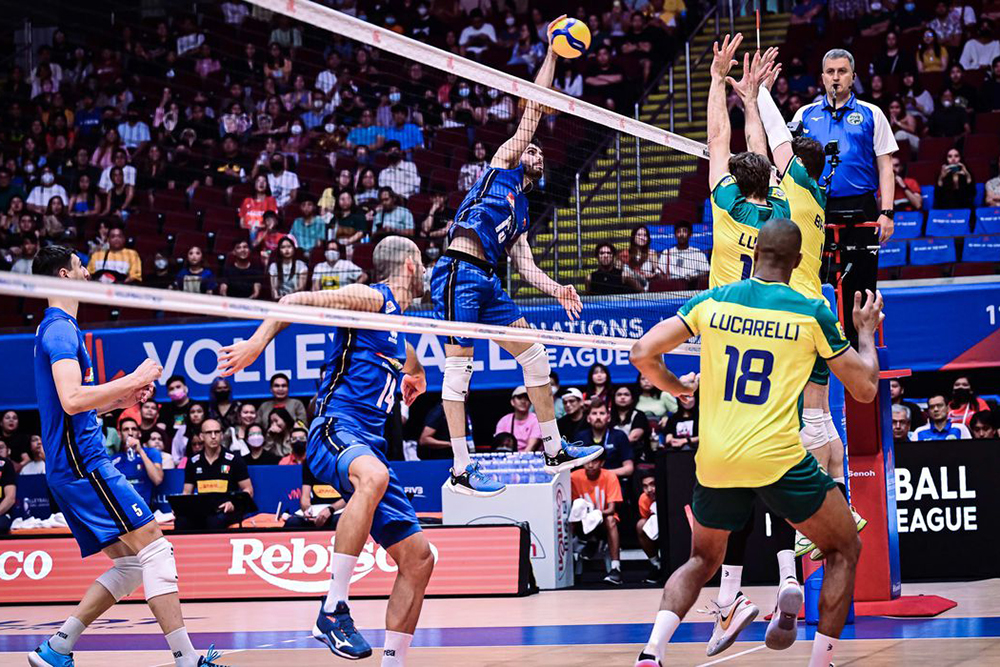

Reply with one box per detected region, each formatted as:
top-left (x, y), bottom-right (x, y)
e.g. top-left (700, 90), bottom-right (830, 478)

top-left (450, 164), bottom-right (531, 267)
top-left (315, 283), bottom-right (407, 433)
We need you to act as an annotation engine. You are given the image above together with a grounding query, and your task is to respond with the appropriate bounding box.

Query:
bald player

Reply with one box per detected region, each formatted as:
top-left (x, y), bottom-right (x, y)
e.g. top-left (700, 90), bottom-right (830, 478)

top-left (630, 219), bottom-right (883, 667)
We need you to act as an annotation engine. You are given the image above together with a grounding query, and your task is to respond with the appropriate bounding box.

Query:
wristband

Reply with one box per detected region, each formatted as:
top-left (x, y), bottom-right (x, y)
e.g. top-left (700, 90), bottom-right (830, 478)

top-left (879, 209), bottom-right (895, 220)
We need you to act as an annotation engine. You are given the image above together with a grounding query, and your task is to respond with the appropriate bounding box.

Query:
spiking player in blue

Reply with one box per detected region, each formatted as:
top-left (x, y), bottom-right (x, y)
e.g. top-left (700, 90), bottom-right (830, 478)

top-left (430, 16), bottom-right (603, 496)
top-left (218, 236), bottom-right (434, 667)
top-left (28, 245), bottom-right (221, 667)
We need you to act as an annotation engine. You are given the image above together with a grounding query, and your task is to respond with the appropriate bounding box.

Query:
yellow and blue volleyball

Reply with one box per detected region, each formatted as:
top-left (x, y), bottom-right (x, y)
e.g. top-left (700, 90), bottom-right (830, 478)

top-left (548, 18), bottom-right (591, 59)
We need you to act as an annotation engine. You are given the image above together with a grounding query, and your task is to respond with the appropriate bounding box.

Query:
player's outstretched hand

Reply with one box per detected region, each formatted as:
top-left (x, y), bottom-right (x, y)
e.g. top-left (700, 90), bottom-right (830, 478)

top-left (402, 373), bottom-right (427, 406)
top-left (852, 289), bottom-right (885, 335)
top-left (711, 33), bottom-right (743, 81)
top-left (217, 339), bottom-right (264, 377)
top-left (555, 284), bottom-right (583, 320)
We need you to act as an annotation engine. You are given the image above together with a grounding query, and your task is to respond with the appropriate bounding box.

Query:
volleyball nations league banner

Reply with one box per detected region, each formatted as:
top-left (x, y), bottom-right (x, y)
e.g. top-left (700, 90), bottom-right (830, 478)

top-left (0, 282), bottom-right (996, 408)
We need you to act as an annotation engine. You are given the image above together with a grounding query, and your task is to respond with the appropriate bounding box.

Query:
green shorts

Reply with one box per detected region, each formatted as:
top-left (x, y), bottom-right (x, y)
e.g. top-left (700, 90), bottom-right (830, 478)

top-left (809, 355), bottom-right (830, 385)
top-left (692, 454), bottom-right (836, 532)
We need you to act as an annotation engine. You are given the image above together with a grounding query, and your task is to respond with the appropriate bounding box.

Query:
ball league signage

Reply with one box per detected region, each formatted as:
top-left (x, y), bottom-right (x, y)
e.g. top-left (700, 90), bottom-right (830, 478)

top-left (0, 526), bottom-right (530, 604)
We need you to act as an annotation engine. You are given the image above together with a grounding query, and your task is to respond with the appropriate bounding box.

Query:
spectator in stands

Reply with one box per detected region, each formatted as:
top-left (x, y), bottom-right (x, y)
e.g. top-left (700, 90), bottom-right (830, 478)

top-left (379, 141), bottom-right (421, 199)
top-left (892, 404), bottom-right (914, 444)
top-left (458, 141), bottom-right (490, 192)
top-left (219, 239), bottom-right (263, 299)
top-left (102, 167), bottom-right (135, 219)
top-left (243, 424), bottom-right (280, 465)
top-left (971, 411), bottom-right (998, 439)
top-left (240, 174), bottom-right (279, 238)
top-left (0, 441), bottom-right (17, 534)
top-left (372, 187), bottom-right (415, 238)
top-left (981, 56), bottom-right (1000, 111)
top-left (894, 2), bottom-right (928, 33)
top-left (635, 470), bottom-right (662, 582)
top-left (10, 232), bottom-right (38, 274)
top-left (495, 386), bottom-right (543, 452)
top-left (862, 75), bottom-right (890, 113)
top-left (318, 170), bottom-right (355, 214)
top-left (161, 374), bottom-right (193, 434)
top-left (285, 460), bottom-right (346, 528)
top-left (888, 97), bottom-right (921, 153)
top-left (383, 104), bottom-right (425, 152)
top-left (917, 29), bottom-right (950, 73)
top-left (661, 393), bottom-right (698, 450)
top-left (26, 166), bottom-right (67, 213)
top-left (949, 375), bottom-right (991, 426)
top-left (1, 410), bottom-right (29, 470)
top-left (421, 190), bottom-right (454, 247)
top-left (610, 384), bottom-right (653, 464)
top-left (137, 400), bottom-right (165, 442)
top-left (2, 200), bottom-right (27, 237)
top-left (587, 242), bottom-right (640, 295)
top-left (68, 173), bottom-right (100, 221)
top-left (283, 118), bottom-right (311, 159)
top-left (21, 435), bottom-right (46, 475)
top-left (117, 105), bottom-right (151, 153)
top-left (266, 153), bottom-right (300, 208)
top-left (584, 46), bottom-right (625, 111)
top-left (420, 401), bottom-right (468, 459)
top-left (41, 196), bottom-right (71, 241)
top-left (0, 169), bottom-right (25, 213)
top-left (224, 402), bottom-right (258, 453)
top-left (268, 235), bottom-right (308, 297)
top-left (259, 372), bottom-right (308, 428)
top-left (459, 9), bottom-right (497, 59)
top-left (87, 223), bottom-right (141, 283)
top-left (355, 167), bottom-right (380, 206)
top-left (636, 372), bottom-right (678, 420)
top-left (110, 417), bottom-right (163, 508)
top-left (508, 23), bottom-right (546, 72)
top-left (344, 108), bottom-right (385, 152)
top-left (221, 1), bottom-right (249, 27)
top-left (207, 135), bottom-right (249, 194)
top-left (580, 400), bottom-right (633, 479)
top-left (315, 52), bottom-right (340, 95)
top-left (144, 250), bottom-right (174, 290)
top-left (986, 158), bottom-right (1000, 206)
top-left (280, 426), bottom-right (309, 465)
top-left (929, 0), bottom-right (965, 49)
top-left (620, 13), bottom-right (659, 84)
top-left (915, 394), bottom-right (972, 439)
top-left (311, 240), bottom-right (366, 290)
top-left (90, 127), bottom-right (122, 170)
top-left (935, 148), bottom-right (976, 209)
top-left (170, 403), bottom-right (208, 463)
top-left (5, 212), bottom-right (36, 255)
top-left (179, 419), bottom-right (253, 530)
top-left (136, 144), bottom-right (171, 197)
top-left (657, 220), bottom-right (709, 280)
top-left (960, 20), bottom-right (1000, 70)
top-left (860, 1), bottom-right (892, 36)
top-left (893, 156), bottom-right (924, 211)
top-left (928, 89), bottom-right (971, 139)
top-left (584, 362), bottom-right (612, 408)
top-left (946, 64), bottom-right (978, 112)
top-left (555, 61), bottom-right (584, 98)
top-left (621, 225), bottom-right (658, 289)
top-left (264, 407), bottom-right (295, 458)
top-left (328, 191), bottom-right (367, 247)
top-left (290, 197), bottom-right (325, 252)
top-left (172, 246), bottom-right (218, 294)
top-left (900, 72), bottom-right (935, 120)
top-left (264, 42), bottom-right (293, 88)
top-left (570, 454), bottom-right (624, 585)
top-left (207, 377), bottom-right (240, 430)
top-left (255, 210), bottom-right (287, 258)
top-left (558, 388), bottom-right (588, 437)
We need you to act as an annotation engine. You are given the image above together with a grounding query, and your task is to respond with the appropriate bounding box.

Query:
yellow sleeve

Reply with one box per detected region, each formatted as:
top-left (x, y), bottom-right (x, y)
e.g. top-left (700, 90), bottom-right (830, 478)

top-left (128, 250), bottom-right (143, 282)
top-left (318, 188), bottom-right (335, 212)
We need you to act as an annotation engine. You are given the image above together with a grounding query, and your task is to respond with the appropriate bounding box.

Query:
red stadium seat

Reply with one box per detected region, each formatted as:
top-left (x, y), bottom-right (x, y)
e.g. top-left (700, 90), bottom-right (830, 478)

top-left (974, 112), bottom-right (1000, 135)
top-left (953, 262), bottom-right (997, 277)
top-left (918, 136), bottom-right (955, 163)
top-left (899, 265), bottom-right (946, 280)
top-left (351, 243), bottom-right (374, 271)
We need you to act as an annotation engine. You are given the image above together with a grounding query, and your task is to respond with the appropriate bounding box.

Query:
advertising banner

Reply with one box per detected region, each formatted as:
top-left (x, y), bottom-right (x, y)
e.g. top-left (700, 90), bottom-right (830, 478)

top-left (0, 525), bottom-right (528, 603)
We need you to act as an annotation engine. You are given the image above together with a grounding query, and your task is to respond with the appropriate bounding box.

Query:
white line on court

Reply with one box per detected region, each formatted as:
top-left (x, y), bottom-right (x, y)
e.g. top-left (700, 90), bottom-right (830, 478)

top-left (695, 644), bottom-right (767, 666)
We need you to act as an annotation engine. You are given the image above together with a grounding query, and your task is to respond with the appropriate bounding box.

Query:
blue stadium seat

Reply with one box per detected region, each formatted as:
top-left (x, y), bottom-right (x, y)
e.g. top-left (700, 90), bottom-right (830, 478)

top-left (879, 240), bottom-right (907, 267)
top-left (909, 238), bottom-right (957, 265)
top-left (702, 198), bottom-right (712, 224)
top-left (647, 224), bottom-right (674, 253)
top-left (690, 224), bottom-right (712, 251)
top-left (975, 183), bottom-right (985, 208)
top-left (962, 235), bottom-right (1000, 262)
top-left (893, 211), bottom-right (924, 239)
top-left (975, 207), bottom-right (1000, 234)
top-left (921, 185), bottom-right (935, 211)
top-left (925, 209), bottom-right (971, 237)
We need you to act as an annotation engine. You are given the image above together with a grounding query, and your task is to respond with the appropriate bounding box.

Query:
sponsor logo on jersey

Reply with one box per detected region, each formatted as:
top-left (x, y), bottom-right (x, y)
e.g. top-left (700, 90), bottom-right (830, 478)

top-left (847, 112), bottom-right (863, 125)
top-left (83, 367), bottom-right (94, 384)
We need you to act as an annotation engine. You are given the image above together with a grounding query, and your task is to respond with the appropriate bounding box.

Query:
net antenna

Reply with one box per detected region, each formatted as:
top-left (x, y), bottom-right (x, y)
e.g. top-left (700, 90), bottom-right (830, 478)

top-left (246, 0), bottom-right (708, 159)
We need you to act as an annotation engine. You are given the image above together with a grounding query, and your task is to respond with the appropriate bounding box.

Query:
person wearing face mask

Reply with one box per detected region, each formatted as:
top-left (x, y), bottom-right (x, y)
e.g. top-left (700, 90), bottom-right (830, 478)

top-left (859, 1), bottom-right (892, 37)
top-left (409, 2), bottom-right (441, 42)
top-left (893, 1), bottom-right (927, 33)
top-left (242, 424), bottom-right (280, 464)
top-left (300, 96), bottom-right (328, 130)
top-left (927, 89), bottom-right (971, 138)
top-left (311, 240), bottom-right (366, 290)
top-left (279, 426), bottom-right (310, 465)
top-left (283, 120), bottom-right (310, 160)
top-left (160, 374), bottom-right (193, 437)
top-left (266, 153), bottom-right (300, 207)
top-left (377, 140), bottom-right (421, 199)
top-left (948, 376), bottom-right (990, 427)
top-left (145, 250), bottom-right (175, 290)
top-left (208, 378), bottom-right (241, 429)
top-left (960, 20), bottom-right (1000, 70)
top-left (26, 166), bottom-right (68, 213)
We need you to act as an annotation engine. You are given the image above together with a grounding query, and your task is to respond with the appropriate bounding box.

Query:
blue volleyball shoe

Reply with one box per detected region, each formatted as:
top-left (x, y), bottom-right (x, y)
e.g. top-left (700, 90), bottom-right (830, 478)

top-left (445, 461), bottom-right (506, 497)
top-left (543, 438), bottom-right (604, 474)
top-left (28, 642), bottom-right (74, 667)
top-left (198, 644), bottom-right (225, 666)
top-left (312, 601), bottom-right (373, 660)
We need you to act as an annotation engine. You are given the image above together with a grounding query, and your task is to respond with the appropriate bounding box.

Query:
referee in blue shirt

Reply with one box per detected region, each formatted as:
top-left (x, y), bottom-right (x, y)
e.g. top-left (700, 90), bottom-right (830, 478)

top-left (793, 48), bottom-right (898, 343)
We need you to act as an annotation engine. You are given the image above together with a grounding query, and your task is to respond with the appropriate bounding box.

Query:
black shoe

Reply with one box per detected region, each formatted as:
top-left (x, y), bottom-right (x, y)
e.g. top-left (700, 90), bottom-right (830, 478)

top-left (604, 567), bottom-right (623, 585)
top-left (644, 564), bottom-right (663, 584)
top-left (634, 651), bottom-right (662, 666)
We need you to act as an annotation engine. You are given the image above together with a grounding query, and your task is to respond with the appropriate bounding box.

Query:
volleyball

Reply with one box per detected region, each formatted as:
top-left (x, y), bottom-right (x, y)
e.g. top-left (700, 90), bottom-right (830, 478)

top-left (548, 17), bottom-right (591, 59)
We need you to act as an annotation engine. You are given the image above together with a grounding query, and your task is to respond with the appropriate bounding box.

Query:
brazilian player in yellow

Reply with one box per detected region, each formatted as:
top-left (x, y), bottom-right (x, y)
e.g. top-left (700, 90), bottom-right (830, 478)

top-left (630, 218), bottom-right (883, 667)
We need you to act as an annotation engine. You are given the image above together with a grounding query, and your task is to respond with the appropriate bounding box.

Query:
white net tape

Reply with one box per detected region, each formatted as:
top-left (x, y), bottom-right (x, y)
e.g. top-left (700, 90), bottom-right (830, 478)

top-left (248, 0), bottom-right (708, 159)
top-left (0, 272), bottom-right (699, 356)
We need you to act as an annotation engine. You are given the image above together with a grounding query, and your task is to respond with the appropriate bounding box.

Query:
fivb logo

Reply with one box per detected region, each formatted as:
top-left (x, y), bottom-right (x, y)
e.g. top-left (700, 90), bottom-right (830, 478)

top-left (227, 537), bottom-right (438, 592)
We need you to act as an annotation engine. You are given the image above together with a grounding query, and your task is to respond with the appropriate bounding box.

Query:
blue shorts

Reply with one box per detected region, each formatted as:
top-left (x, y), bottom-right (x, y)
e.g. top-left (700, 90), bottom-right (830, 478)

top-left (307, 416), bottom-right (422, 549)
top-left (430, 254), bottom-right (523, 347)
top-left (50, 459), bottom-right (155, 558)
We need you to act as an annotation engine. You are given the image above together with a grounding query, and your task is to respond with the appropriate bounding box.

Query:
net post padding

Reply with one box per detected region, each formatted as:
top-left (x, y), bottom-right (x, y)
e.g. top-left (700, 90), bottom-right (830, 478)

top-left (247, 0), bottom-right (708, 159)
top-left (0, 272), bottom-right (699, 356)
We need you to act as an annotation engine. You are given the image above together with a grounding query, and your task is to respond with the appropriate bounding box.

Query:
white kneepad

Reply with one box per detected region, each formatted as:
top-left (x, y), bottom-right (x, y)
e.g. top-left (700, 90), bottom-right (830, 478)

top-left (441, 356), bottom-right (474, 402)
top-left (800, 408), bottom-right (828, 451)
top-left (96, 556), bottom-right (143, 602)
top-left (136, 537), bottom-right (179, 600)
top-left (823, 412), bottom-right (840, 443)
top-left (516, 343), bottom-right (551, 388)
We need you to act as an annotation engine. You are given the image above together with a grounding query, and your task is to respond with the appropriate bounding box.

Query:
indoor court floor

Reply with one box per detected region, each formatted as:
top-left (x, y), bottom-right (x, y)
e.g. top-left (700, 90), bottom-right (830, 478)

top-left (2, 581), bottom-right (999, 666)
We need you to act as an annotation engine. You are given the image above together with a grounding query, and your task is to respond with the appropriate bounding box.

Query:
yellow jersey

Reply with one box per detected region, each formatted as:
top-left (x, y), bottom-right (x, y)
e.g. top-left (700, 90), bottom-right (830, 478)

top-left (677, 278), bottom-right (850, 487)
top-left (709, 174), bottom-right (792, 288)
top-left (781, 157), bottom-right (827, 300)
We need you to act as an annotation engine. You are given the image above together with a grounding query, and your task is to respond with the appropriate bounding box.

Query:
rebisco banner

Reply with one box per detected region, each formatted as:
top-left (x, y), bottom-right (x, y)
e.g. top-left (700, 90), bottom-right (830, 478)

top-left (0, 526), bottom-right (530, 603)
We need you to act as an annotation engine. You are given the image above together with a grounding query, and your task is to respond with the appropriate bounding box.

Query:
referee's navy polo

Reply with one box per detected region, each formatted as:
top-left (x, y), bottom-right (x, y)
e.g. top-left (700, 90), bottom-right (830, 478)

top-left (792, 94), bottom-right (898, 198)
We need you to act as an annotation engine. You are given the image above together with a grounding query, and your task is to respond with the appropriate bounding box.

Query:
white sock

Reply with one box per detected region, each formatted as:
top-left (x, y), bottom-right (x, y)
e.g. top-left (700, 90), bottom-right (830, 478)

top-left (809, 632), bottom-right (838, 667)
top-left (381, 630), bottom-right (413, 666)
top-left (165, 627), bottom-right (198, 667)
top-left (451, 437), bottom-right (471, 471)
top-left (643, 609), bottom-right (681, 658)
top-left (777, 549), bottom-right (798, 584)
top-left (539, 419), bottom-right (562, 457)
top-left (718, 564), bottom-right (742, 606)
top-left (323, 552), bottom-right (358, 612)
top-left (611, 559), bottom-right (621, 570)
top-left (49, 616), bottom-right (86, 654)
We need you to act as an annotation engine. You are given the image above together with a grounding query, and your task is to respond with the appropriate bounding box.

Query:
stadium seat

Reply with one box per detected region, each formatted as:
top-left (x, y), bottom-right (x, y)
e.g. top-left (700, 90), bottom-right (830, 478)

top-left (920, 185), bottom-right (935, 211)
top-left (909, 238), bottom-right (956, 265)
top-left (917, 136), bottom-right (955, 163)
top-left (648, 276), bottom-right (689, 292)
top-left (975, 182), bottom-right (986, 208)
top-left (974, 112), bottom-right (1000, 135)
top-left (953, 262), bottom-right (997, 277)
top-left (702, 198), bottom-right (712, 224)
top-left (646, 224), bottom-right (674, 253)
top-left (899, 265), bottom-right (946, 279)
top-left (975, 207), bottom-right (1000, 234)
top-left (964, 134), bottom-right (1000, 161)
top-left (153, 190), bottom-right (189, 212)
top-left (351, 243), bottom-right (374, 271)
top-left (968, 158), bottom-right (992, 184)
top-left (962, 236), bottom-right (1000, 263)
top-left (878, 240), bottom-right (907, 267)
top-left (907, 162), bottom-right (940, 186)
top-left (925, 209), bottom-right (971, 237)
top-left (877, 267), bottom-right (899, 281)
top-left (893, 211), bottom-right (924, 239)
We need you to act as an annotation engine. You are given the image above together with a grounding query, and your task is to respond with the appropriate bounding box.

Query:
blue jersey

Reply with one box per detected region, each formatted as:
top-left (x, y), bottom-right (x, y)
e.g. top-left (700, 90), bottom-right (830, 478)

top-left (34, 308), bottom-right (109, 484)
top-left (451, 164), bottom-right (531, 266)
top-left (315, 284), bottom-right (407, 434)
top-left (110, 447), bottom-right (162, 507)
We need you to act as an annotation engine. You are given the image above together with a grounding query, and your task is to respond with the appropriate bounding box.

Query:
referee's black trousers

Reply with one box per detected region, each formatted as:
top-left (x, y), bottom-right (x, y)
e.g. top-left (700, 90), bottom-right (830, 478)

top-left (825, 192), bottom-right (880, 348)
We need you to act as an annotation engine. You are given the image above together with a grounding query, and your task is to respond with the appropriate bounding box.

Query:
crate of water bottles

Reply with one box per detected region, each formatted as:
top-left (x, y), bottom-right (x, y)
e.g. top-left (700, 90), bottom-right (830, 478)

top-left (442, 453), bottom-right (574, 590)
